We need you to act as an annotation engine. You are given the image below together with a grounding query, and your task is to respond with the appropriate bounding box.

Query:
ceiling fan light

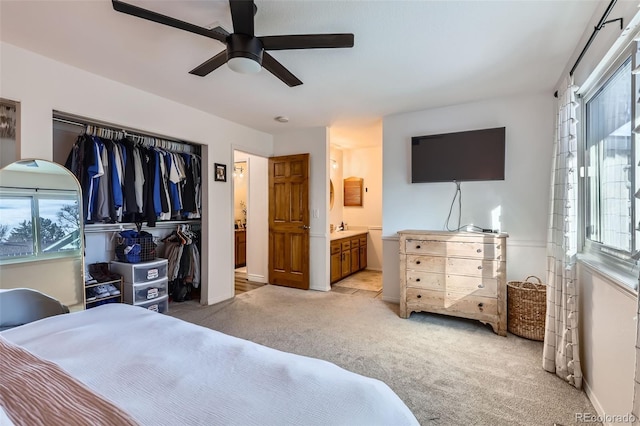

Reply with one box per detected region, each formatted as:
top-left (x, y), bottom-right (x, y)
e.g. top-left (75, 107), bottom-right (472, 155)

top-left (228, 57), bottom-right (262, 74)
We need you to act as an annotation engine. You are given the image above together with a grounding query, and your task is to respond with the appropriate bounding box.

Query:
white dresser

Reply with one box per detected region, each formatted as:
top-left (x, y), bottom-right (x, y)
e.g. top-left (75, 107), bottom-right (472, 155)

top-left (398, 230), bottom-right (508, 336)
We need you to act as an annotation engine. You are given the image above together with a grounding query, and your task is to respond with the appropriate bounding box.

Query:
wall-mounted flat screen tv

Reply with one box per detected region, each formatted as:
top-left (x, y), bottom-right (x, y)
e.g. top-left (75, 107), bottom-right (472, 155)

top-left (411, 127), bottom-right (505, 183)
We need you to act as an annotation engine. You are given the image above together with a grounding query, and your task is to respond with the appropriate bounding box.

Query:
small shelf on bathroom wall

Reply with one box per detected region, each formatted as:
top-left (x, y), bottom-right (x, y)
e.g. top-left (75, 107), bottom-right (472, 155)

top-left (344, 177), bottom-right (363, 206)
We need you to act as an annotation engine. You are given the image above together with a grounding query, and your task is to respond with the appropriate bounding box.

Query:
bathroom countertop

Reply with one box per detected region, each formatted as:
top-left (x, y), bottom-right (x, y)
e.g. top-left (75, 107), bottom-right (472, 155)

top-left (330, 230), bottom-right (368, 241)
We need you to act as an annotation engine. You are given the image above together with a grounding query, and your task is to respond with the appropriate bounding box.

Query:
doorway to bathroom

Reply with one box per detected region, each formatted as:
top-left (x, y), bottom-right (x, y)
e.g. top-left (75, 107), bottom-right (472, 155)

top-left (328, 121), bottom-right (383, 292)
top-left (233, 150), bottom-right (268, 295)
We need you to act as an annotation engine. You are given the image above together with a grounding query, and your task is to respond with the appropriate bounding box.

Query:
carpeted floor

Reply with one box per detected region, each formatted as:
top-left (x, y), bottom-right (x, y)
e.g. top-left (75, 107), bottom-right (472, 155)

top-left (169, 285), bottom-right (597, 426)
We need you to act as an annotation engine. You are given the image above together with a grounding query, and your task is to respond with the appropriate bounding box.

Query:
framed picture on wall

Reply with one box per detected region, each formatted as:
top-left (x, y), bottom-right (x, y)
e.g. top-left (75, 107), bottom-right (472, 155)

top-left (215, 163), bottom-right (226, 182)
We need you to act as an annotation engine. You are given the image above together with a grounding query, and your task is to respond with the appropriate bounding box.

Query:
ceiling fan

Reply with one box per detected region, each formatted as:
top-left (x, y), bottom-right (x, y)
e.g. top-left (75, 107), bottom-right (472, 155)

top-left (112, 0), bottom-right (354, 87)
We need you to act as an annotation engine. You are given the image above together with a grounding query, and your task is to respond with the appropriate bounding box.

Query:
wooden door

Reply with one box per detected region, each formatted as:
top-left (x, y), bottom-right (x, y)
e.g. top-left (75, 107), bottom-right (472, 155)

top-left (268, 154), bottom-right (310, 289)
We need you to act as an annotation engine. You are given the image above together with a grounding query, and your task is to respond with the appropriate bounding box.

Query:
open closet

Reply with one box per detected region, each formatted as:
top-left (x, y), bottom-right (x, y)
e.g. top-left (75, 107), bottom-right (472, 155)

top-left (52, 112), bottom-right (203, 307)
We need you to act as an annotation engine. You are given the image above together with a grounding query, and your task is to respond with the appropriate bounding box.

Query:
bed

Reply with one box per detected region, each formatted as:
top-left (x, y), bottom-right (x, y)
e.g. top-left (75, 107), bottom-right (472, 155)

top-left (0, 303), bottom-right (419, 425)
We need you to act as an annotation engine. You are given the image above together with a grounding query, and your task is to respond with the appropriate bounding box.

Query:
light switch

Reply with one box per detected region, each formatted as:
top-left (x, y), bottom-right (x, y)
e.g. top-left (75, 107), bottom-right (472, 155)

top-left (312, 208), bottom-right (319, 218)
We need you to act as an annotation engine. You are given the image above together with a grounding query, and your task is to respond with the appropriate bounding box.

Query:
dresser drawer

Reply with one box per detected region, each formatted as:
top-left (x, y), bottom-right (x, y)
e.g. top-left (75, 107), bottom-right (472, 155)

top-left (350, 238), bottom-right (360, 248)
top-left (341, 240), bottom-right (351, 251)
top-left (110, 259), bottom-right (168, 284)
top-left (405, 271), bottom-right (497, 297)
top-left (445, 275), bottom-right (498, 297)
top-left (405, 271), bottom-right (445, 291)
top-left (405, 239), bottom-right (504, 260)
top-left (330, 241), bottom-right (342, 255)
top-left (406, 255), bottom-right (504, 277)
top-left (405, 288), bottom-right (498, 319)
top-left (123, 277), bottom-right (168, 304)
top-left (359, 236), bottom-right (367, 246)
top-left (135, 294), bottom-right (169, 314)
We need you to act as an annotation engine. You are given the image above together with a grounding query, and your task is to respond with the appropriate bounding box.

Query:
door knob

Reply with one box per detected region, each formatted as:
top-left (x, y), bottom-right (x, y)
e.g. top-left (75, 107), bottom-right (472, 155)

top-left (299, 225), bottom-right (310, 230)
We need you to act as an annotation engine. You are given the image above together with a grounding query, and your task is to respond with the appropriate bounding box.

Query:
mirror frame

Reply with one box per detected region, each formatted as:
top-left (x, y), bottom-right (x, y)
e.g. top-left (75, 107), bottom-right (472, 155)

top-left (329, 179), bottom-right (335, 210)
top-left (0, 159), bottom-right (85, 311)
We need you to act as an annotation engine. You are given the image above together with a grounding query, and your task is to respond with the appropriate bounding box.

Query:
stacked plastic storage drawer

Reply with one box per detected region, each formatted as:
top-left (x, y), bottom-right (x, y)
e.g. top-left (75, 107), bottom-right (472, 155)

top-left (110, 258), bottom-right (169, 314)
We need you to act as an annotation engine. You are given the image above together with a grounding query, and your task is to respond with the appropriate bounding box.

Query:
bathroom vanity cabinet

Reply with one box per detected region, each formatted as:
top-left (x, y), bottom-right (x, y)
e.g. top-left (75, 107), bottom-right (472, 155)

top-left (330, 231), bottom-right (368, 284)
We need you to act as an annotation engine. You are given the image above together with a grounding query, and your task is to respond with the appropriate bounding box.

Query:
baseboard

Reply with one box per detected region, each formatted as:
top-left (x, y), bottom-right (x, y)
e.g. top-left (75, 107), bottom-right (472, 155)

top-left (248, 273), bottom-right (266, 283)
top-left (382, 295), bottom-right (400, 304)
top-left (583, 378), bottom-right (607, 424)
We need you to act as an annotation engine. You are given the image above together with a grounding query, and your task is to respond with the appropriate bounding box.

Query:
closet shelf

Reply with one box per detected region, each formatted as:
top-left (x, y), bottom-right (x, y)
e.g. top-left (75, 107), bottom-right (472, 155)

top-left (84, 220), bottom-right (201, 234)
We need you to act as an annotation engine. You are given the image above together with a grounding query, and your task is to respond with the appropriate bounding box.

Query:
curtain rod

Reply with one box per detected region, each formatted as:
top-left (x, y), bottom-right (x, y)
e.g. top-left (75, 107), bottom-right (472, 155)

top-left (570, 0), bottom-right (621, 77)
top-left (554, 0), bottom-right (622, 98)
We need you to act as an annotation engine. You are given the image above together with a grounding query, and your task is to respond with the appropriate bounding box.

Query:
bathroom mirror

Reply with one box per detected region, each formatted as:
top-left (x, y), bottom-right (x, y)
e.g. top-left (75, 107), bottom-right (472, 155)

top-left (0, 159), bottom-right (84, 311)
top-left (330, 179), bottom-right (335, 210)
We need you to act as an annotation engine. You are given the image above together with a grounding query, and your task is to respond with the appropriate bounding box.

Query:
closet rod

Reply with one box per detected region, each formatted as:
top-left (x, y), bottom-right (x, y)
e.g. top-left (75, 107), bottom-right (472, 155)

top-left (52, 117), bottom-right (85, 127)
top-left (52, 114), bottom-right (199, 154)
top-left (0, 185), bottom-right (77, 192)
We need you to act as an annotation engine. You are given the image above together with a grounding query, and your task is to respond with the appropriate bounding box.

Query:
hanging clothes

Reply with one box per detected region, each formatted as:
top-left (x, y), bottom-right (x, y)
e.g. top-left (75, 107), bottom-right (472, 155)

top-left (64, 130), bottom-right (201, 226)
top-left (162, 227), bottom-right (201, 302)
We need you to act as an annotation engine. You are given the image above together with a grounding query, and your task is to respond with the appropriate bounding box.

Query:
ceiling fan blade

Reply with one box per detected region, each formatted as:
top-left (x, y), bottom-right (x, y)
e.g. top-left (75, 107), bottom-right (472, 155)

top-left (260, 34), bottom-right (354, 51)
top-left (262, 53), bottom-right (302, 87)
top-left (211, 26), bottom-right (230, 38)
top-left (189, 51), bottom-right (228, 77)
top-left (229, 0), bottom-right (255, 36)
top-left (112, 0), bottom-right (227, 43)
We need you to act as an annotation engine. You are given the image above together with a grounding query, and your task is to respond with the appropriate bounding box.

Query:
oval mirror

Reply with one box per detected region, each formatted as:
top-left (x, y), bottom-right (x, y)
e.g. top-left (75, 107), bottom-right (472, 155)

top-left (330, 179), bottom-right (335, 210)
top-left (0, 159), bottom-right (84, 311)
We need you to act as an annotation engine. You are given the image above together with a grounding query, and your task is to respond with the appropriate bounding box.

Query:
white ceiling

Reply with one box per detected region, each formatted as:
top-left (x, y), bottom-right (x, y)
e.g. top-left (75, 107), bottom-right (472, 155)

top-left (1, 0), bottom-right (601, 145)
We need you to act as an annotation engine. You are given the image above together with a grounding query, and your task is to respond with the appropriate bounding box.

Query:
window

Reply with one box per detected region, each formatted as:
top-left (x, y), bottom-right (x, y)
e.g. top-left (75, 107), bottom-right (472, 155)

top-left (0, 190), bottom-right (81, 262)
top-left (582, 46), bottom-right (639, 290)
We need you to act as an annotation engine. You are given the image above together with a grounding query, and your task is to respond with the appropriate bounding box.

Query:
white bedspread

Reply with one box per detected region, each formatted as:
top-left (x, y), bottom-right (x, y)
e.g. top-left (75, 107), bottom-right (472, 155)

top-left (1, 304), bottom-right (418, 426)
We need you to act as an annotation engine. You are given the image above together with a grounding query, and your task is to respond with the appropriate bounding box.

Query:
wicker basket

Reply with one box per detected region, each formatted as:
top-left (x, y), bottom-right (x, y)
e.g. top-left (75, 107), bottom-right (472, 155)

top-left (507, 275), bottom-right (547, 341)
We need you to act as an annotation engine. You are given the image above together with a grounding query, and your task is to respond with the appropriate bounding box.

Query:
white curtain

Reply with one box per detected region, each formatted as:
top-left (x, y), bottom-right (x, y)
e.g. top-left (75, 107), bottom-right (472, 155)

top-left (543, 76), bottom-right (582, 389)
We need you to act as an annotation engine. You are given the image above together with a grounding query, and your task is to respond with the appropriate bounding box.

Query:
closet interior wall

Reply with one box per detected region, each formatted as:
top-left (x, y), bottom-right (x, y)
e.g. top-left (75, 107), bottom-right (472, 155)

top-left (51, 115), bottom-right (202, 273)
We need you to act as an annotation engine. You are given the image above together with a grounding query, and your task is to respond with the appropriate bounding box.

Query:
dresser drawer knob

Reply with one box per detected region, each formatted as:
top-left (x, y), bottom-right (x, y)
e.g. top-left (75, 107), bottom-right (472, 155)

top-left (477, 265), bottom-right (483, 270)
top-left (416, 278), bottom-right (421, 282)
top-left (417, 294), bottom-right (422, 299)
top-left (416, 245), bottom-right (421, 249)
top-left (476, 248), bottom-right (482, 253)
top-left (416, 260), bottom-right (421, 265)
top-left (478, 303), bottom-right (484, 311)
top-left (477, 283), bottom-right (484, 288)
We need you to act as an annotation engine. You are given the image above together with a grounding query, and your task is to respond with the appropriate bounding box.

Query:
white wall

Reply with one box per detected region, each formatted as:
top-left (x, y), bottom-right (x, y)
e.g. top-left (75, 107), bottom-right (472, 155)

top-left (0, 42), bottom-right (274, 306)
top-left (273, 127), bottom-right (330, 291)
top-left (233, 160), bottom-right (248, 224)
top-left (329, 146), bottom-right (344, 231)
top-left (382, 93), bottom-right (554, 302)
top-left (245, 153), bottom-right (268, 284)
top-left (578, 263), bottom-right (636, 421)
top-left (343, 146), bottom-right (383, 270)
top-left (0, 136), bottom-right (17, 168)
